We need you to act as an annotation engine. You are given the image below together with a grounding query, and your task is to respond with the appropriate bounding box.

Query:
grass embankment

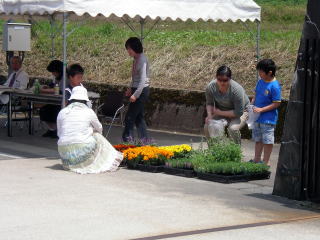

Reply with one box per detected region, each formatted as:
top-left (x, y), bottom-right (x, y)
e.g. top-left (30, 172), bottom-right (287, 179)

top-left (0, 0), bottom-right (307, 98)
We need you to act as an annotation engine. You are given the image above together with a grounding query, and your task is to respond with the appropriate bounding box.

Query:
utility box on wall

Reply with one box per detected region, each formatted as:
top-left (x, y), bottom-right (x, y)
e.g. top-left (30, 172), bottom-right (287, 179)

top-left (3, 23), bottom-right (31, 51)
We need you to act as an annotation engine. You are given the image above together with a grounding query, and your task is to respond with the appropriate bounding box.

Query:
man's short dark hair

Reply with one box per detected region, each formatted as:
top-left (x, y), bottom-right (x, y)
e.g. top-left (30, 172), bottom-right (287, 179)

top-left (47, 60), bottom-right (63, 74)
top-left (67, 64), bottom-right (84, 77)
top-left (125, 37), bottom-right (143, 54)
top-left (216, 65), bottom-right (232, 78)
top-left (256, 59), bottom-right (276, 76)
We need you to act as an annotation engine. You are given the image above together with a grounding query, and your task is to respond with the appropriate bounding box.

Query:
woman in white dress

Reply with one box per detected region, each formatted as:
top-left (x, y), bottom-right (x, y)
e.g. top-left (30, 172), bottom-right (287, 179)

top-left (57, 86), bottom-right (123, 174)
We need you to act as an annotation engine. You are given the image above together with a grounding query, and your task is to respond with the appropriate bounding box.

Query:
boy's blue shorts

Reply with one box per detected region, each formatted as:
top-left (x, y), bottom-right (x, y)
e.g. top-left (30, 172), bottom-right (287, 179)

top-left (252, 122), bottom-right (275, 144)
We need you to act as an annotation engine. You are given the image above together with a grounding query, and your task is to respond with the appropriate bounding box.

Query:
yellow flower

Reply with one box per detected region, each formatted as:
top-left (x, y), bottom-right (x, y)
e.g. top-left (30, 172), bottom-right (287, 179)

top-left (158, 144), bottom-right (192, 154)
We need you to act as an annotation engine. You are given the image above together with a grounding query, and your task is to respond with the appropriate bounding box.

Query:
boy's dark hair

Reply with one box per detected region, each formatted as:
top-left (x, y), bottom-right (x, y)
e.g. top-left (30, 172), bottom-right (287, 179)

top-left (216, 65), bottom-right (232, 78)
top-left (125, 37), bottom-right (143, 54)
top-left (67, 64), bottom-right (84, 78)
top-left (256, 59), bottom-right (276, 76)
top-left (47, 60), bottom-right (63, 74)
top-left (69, 99), bottom-right (87, 105)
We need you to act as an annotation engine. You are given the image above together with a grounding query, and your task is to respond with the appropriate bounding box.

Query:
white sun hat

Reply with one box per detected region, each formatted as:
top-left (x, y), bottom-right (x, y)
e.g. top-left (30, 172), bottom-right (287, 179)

top-left (69, 86), bottom-right (89, 101)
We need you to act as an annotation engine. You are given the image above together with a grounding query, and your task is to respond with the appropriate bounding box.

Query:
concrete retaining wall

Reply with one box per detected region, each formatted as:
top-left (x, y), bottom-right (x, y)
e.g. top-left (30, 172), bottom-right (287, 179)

top-left (4, 76), bottom-right (287, 142)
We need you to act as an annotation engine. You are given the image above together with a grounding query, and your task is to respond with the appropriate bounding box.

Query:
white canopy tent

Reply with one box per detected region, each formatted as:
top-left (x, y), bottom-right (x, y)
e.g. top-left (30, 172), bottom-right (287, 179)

top-left (0, 0), bottom-right (260, 21)
top-left (0, 0), bottom-right (261, 106)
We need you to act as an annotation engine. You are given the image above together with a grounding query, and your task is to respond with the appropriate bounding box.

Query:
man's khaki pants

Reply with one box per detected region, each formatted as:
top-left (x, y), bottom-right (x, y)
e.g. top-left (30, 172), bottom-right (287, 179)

top-left (204, 112), bottom-right (249, 144)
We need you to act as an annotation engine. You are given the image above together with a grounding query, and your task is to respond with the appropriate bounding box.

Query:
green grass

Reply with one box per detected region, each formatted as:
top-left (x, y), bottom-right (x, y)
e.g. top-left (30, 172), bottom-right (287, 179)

top-left (256, 0), bottom-right (306, 5)
top-left (147, 30), bottom-right (254, 47)
top-left (29, 18), bottom-right (301, 50)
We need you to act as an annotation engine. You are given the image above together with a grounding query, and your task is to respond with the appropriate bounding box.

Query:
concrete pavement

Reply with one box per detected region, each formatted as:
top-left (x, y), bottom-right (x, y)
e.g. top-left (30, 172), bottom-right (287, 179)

top-left (0, 124), bottom-right (319, 240)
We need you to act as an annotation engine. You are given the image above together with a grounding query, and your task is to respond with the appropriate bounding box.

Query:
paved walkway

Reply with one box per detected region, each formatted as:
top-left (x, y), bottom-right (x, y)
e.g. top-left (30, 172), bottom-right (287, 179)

top-left (0, 125), bottom-right (319, 240)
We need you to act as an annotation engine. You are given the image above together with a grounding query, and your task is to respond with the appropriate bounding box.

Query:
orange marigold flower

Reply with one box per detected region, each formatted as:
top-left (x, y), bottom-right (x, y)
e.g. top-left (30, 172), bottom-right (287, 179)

top-left (122, 145), bottom-right (173, 161)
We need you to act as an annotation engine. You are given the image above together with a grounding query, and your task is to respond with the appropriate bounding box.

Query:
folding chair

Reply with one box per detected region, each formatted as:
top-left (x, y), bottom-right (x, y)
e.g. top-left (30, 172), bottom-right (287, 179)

top-left (1, 97), bottom-right (32, 130)
top-left (0, 104), bottom-right (7, 128)
top-left (0, 76), bottom-right (8, 127)
top-left (97, 91), bottom-right (127, 138)
top-left (1, 77), bottom-right (33, 131)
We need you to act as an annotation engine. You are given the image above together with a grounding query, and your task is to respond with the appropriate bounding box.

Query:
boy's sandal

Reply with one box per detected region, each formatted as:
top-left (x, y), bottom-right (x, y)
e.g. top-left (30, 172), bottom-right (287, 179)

top-left (249, 159), bottom-right (261, 164)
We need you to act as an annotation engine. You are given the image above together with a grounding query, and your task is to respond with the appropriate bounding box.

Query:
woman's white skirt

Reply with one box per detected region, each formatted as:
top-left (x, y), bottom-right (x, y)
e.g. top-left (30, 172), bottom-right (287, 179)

top-left (58, 133), bottom-right (123, 174)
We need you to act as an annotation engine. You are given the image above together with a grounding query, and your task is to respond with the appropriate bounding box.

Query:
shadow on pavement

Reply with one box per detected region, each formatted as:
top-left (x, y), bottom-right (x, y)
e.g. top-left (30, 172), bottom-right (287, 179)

top-left (246, 193), bottom-right (320, 212)
top-left (46, 164), bottom-right (64, 171)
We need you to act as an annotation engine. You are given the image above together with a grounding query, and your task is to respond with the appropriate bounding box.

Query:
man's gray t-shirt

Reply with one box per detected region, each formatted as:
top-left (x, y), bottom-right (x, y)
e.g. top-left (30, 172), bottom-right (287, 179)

top-left (205, 79), bottom-right (250, 117)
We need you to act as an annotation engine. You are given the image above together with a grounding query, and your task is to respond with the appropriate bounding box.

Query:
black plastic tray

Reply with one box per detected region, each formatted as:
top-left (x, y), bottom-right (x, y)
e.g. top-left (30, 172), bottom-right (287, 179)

top-left (127, 164), bottom-right (164, 173)
top-left (163, 166), bottom-right (196, 178)
top-left (196, 171), bottom-right (271, 184)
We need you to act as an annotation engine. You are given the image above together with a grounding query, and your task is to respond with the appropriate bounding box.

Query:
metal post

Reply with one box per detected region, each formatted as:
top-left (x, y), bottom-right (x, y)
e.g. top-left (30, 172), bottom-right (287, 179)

top-left (49, 15), bottom-right (56, 59)
top-left (28, 101), bottom-right (33, 135)
top-left (7, 93), bottom-right (12, 137)
top-left (256, 20), bottom-right (261, 81)
top-left (140, 17), bottom-right (145, 44)
top-left (62, 12), bottom-right (68, 108)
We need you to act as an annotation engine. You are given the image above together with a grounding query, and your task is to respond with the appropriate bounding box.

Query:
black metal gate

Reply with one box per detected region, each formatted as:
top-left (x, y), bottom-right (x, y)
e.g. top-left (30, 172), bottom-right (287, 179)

top-left (300, 39), bottom-right (320, 201)
top-left (273, 0), bottom-right (320, 201)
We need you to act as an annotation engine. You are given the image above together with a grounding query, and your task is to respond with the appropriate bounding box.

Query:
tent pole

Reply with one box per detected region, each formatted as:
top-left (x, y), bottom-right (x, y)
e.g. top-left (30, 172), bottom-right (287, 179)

top-left (140, 17), bottom-right (145, 44)
top-left (49, 15), bottom-right (55, 59)
top-left (256, 20), bottom-right (261, 81)
top-left (121, 17), bottom-right (139, 37)
top-left (62, 12), bottom-right (68, 108)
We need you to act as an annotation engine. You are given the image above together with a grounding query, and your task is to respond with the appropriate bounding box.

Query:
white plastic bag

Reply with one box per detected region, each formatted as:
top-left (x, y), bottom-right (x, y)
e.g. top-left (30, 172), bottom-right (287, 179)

top-left (208, 119), bottom-right (228, 138)
top-left (86, 100), bottom-right (92, 108)
top-left (247, 105), bottom-right (260, 130)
